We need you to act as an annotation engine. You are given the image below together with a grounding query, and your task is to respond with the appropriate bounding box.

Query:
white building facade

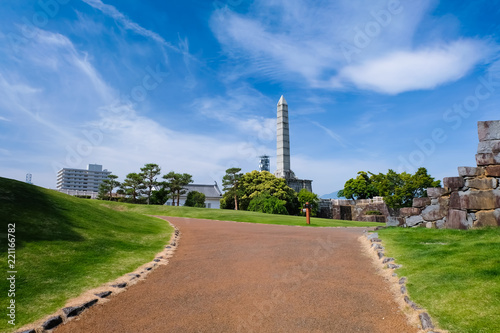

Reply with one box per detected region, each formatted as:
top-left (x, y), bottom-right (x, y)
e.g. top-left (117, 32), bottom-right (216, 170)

top-left (165, 183), bottom-right (223, 209)
top-left (57, 164), bottom-right (111, 192)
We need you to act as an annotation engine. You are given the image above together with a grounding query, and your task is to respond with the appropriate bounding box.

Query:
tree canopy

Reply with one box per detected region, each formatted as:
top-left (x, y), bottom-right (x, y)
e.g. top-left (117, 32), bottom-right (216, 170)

top-left (297, 189), bottom-right (320, 217)
top-left (94, 163), bottom-right (193, 205)
top-left (140, 163), bottom-right (161, 205)
top-left (98, 174), bottom-right (120, 200)
top-left (337, 171), bottom-right (377, 200)
top-left (121, 173), bottom-right (146, 203)
top-left (247, 192), bottom-right (288, 215)
top-left (184, 190), bottom-right (206, 208)
top-left (338, 168), bottom-right (441, 208)
top-left (222, 168), bottom-right (243, 210)
top-left (163, 172), bottom-right (193, 206)
top-left (221, 170), bottom-right (300, 215)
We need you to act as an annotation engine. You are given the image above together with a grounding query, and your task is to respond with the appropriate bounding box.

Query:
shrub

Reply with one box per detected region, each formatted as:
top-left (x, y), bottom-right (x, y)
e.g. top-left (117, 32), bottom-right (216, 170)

top-left (247, 192), bottom-right (288, 215)
top-left (297, 189), bottom-right (319, 217)
top-left (185, 191), bottom-right (206, 208)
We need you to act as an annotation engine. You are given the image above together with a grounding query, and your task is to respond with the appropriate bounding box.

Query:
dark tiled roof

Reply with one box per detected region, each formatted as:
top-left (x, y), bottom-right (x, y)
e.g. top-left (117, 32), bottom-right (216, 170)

top-left (184, 184), bottom-right (222, 198)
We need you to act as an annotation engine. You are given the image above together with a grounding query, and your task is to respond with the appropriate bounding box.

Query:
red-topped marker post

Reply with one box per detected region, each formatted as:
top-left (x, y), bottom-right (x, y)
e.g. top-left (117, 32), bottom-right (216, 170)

top-left (304, 202), bottom-right (311, 225)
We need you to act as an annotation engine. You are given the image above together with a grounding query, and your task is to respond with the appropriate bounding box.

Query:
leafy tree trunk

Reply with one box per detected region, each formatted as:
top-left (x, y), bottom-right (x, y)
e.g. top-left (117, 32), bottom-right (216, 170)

top-left (234, 194), bottom-right (238, 210)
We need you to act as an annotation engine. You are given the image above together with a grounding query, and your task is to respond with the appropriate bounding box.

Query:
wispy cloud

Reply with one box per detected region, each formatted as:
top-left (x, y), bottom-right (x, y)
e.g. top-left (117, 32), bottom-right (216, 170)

top-left (0, 22), bottom-right (266, 187)
top-left (89, 103), bottom-right (269, 184)
top-left (211, 0), bottom-right (497, 94)
top-left (81, 0), bottom-right (176, 50)
top-left (192, 87), bottom-right (276, 141)
top-left (80, 0), bottom-right (208, 86)
top-left (309, 121), bottom-right (348, 148)
top-left (339, 39), bottom-right (492, 94)
top-left (0, 73), bottom-right (74, 140)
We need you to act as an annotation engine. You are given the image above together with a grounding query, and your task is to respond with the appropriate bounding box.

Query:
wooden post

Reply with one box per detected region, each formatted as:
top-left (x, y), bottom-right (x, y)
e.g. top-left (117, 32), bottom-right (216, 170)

top-left (306, 202), bottom-right (311, 225)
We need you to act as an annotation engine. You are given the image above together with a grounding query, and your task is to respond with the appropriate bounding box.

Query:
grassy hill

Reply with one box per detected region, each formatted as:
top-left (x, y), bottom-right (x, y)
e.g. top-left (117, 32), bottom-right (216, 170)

top-left (0, 177), bottom-right (173, 332)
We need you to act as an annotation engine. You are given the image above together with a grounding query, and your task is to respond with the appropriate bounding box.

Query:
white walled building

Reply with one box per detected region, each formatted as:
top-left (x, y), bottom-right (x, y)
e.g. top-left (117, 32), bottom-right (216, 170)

top-left (57, 164), bottom-right (111, 192)
top-left (165, 183), bottom-right (223, 209)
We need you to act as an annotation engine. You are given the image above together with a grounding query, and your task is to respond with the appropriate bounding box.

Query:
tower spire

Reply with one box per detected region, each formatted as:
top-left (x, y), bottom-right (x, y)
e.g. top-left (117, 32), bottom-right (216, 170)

top-left (278, 95), bottom-right (287, 106)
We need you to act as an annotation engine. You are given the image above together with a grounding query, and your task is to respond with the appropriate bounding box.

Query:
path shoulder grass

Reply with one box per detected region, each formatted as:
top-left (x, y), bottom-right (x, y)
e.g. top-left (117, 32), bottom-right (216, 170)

top-left (378, 227), bottom-right (500, 333)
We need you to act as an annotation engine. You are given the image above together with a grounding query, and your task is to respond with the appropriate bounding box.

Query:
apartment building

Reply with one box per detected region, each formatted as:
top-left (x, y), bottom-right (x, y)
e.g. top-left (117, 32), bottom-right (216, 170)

top-left (57, 164), bottom-right (111, 192)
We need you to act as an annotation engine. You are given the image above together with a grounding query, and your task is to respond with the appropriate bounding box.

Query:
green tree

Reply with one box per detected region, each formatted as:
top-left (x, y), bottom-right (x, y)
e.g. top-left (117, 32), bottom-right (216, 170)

top-left (184, 191), bottom-right (206, 208)
top-left (371, 167), bottom-right (440, 208)
top-left (297, 189), bottom-right (319, 217)
top-left (140, 163), bottom-right (161, 205)
top-left (247, 192), bottom-right (288, 215)
top-left (97, 174), bottom-right (120, 200)
top-left (121, 173), bottom-right (145, 203)
top-left (150, 185), bottom-right (170, 205)
top-left (339, 171), bottom-right (378, 200)
top-left (163, 172), bottom-right (193, 206)
top-left (339, 168), bottom-right (441, 209)
top-left (221, 170), bottom-right (299, 215)
top-left (222, 167), bottom-right (243, 210)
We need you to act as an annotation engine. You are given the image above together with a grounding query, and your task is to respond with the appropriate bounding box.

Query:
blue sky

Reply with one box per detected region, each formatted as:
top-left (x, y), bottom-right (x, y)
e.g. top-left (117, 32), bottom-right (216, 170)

top-left (1, 0), bottom-right (500, 196)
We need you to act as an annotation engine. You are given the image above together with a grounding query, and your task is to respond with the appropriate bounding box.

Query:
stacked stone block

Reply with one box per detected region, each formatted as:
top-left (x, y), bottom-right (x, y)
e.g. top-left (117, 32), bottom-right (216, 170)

top-left (326, 199), bottom-right (389, 223)
top-left (402, 121), bottom-right (500, 229)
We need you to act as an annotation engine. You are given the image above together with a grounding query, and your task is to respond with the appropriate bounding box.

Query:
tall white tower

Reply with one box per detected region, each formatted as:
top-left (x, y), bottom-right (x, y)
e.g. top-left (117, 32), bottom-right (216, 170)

top-left (275, 95), bottom-right (296, 179)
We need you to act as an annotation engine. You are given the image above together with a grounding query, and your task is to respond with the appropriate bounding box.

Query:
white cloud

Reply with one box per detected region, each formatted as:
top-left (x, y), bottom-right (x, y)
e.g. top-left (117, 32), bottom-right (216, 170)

top-left (0, 73), bottom-right (72, 139)
top-left (81, 0), bottom-right (175, 50)
top-left (211, 1), bottom-right (496, 94)
top-left (339, 39), bottom-right (490, 94)
top-left (309, 121), bottom-right (348, 148)
top-left (80, 0), bottom-right (201, 69)
top-left (0, 28), bottom-right (114, 141)
top-left (211, 0), bottom-right (431, 82)
top-left (82, 104), bottom-right (269, 185)
top-left (0, 25), bottom-right (267, 188)
top-left (211, 9), bottom-right (338, 84)
top-left (192, 87), bottom-right (277, 142)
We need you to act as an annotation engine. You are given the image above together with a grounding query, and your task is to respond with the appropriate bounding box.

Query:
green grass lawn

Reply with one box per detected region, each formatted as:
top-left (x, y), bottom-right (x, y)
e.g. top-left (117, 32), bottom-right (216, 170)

top-left (0, 178), bottom-right (173, 332)
top-left (378, 227), bottom-right (500, 333)
top-left (99, 200), bottom-right (382, 227)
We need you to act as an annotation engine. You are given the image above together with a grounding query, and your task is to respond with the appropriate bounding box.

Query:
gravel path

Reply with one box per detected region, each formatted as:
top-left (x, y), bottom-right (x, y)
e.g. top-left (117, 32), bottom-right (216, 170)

top-left (55, 217), bottom-right (417, 333)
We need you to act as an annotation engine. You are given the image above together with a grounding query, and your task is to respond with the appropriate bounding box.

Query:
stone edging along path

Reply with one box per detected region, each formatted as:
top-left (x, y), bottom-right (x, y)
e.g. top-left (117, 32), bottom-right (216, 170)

top-left (15, 220), bottom-right (181, 333)
top-left (361, 230), bottom-right (447, 333)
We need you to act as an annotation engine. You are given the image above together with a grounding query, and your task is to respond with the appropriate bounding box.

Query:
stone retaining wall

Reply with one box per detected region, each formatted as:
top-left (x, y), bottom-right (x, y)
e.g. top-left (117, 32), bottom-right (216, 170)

top-left (319, 198), bottom-right (388, 223)
top-left (401, 120), bottom-right (500, 229)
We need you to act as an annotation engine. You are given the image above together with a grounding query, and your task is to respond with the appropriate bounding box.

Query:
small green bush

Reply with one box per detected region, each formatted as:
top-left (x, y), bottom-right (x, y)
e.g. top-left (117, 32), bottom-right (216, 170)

top-left (248, 192), bottom-right (288, 215)
top-left (185, 191), bottom-right (206, 208)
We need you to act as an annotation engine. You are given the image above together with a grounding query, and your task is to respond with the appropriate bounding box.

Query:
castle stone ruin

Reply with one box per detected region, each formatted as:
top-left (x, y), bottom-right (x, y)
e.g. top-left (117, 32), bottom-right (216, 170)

top-left (319, 197), bottom-right (389, 223)
top-left (399, 120), bottom-right (500, 229)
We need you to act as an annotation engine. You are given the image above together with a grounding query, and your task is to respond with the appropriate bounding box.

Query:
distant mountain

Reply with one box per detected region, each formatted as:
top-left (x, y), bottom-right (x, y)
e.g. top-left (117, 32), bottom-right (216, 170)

top-left (320, 190), bottom-right (342, 199)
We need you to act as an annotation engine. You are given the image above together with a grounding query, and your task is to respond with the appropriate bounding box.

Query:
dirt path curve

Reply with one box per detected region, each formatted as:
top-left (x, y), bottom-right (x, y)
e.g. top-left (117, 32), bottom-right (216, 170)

top-left (55, 217), bottom-right (417, 333)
